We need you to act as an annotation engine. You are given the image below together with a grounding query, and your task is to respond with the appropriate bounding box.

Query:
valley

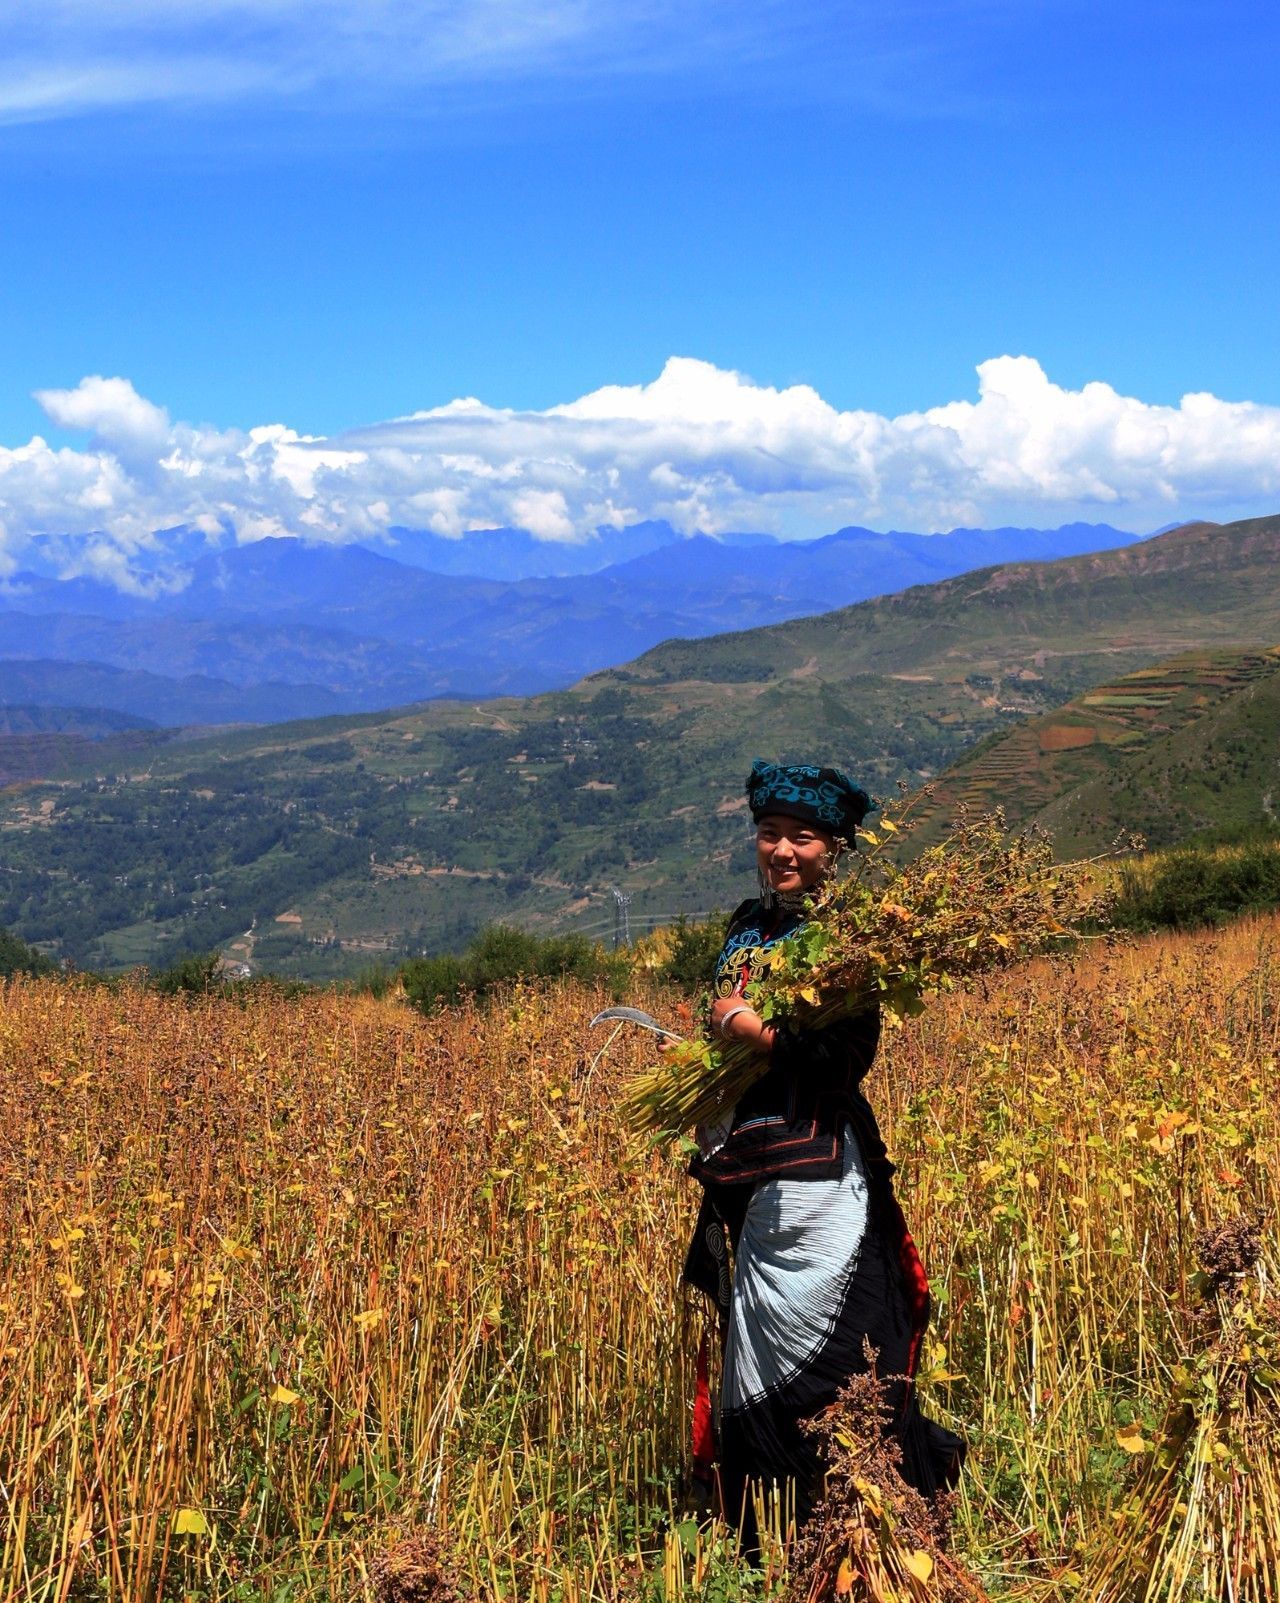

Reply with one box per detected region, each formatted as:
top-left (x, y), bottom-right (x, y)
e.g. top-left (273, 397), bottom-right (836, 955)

top-left (2, 513), bottom-right (1277, 974)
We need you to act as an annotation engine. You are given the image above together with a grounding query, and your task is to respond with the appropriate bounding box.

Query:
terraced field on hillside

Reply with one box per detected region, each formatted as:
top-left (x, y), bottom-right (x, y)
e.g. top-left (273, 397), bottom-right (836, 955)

top-left (928, 646), bottom-right (1280, 851)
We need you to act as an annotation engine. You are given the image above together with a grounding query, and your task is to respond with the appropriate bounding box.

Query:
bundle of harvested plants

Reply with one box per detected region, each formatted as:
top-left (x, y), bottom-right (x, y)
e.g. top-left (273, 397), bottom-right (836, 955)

top-left (788, 1372), bottom-right (990, 1603)
top-left (1079, 1211), bottom-right (1280, 1603)
top-left (624, 807), bottom-right (1111, 1136)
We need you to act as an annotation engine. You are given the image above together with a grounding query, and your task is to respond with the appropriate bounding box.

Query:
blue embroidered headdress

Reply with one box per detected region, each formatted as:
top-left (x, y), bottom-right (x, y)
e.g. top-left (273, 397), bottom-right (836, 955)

top-left (745, 759), bottom-right (873, 843)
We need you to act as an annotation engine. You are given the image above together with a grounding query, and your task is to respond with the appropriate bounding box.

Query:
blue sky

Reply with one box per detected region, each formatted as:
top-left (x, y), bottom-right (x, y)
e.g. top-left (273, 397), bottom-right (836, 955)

top-left (1, 1), bottom-right (1278, 573)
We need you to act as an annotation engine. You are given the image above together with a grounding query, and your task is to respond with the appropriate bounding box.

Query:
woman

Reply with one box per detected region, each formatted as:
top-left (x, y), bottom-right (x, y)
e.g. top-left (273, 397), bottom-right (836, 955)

top-left (680, 760), bottom-right (962, 1543)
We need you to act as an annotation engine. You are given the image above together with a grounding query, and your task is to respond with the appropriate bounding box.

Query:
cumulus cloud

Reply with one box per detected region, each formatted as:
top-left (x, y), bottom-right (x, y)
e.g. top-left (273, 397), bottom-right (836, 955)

top-left (36, 374), bottom-right (171, 452)
top-left (509, 488), bottom-right (577, 543)
top-left (3, 354), bottom-right (1279, 585)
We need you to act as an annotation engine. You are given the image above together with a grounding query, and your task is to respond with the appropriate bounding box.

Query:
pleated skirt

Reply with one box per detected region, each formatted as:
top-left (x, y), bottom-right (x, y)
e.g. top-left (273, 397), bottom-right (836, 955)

top-left (713, 1128), bottom-right (962, 1534)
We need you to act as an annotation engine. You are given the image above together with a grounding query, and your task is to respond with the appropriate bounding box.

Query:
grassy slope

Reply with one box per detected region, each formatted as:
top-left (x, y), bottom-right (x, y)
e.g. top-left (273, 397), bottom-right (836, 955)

top-left (925, 645), bottom-right (1280, 854)
top-left (1039, 654), bottom-right (1280, 853)
top-left (4, 513), bottom-right (1280, 973)
top-left (616, 512), bottom-right (1280, 684)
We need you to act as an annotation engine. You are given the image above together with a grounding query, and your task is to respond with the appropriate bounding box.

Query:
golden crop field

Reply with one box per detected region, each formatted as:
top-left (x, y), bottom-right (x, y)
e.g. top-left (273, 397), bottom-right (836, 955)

top-left (1, 915), bottom-right (1277, 1601)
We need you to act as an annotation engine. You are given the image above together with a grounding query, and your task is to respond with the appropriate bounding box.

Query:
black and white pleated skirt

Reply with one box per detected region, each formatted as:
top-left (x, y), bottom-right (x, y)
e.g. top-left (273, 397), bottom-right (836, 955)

top-left (713, 1127), bottom-right (962, 1532)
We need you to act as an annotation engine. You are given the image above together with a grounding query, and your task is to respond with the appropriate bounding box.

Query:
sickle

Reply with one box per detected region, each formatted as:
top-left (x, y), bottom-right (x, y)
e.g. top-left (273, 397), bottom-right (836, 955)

top-left (589, 1006), bottom-right (685, 1042)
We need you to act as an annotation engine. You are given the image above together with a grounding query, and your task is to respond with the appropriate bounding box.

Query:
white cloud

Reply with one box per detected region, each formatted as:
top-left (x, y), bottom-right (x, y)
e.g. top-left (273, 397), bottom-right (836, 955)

top-left (3, 354), bottom-right (1279, 585)
top-left (36, 374), bottom-right (170, 451)
top-left (509, 487), bottom-right (576, 543)
top-left (0, 55), bottom-right (277, 123)
top-left (0, 1), bottom-right (777, 122)
top-left (0, 1), bottom-right (1015, 125)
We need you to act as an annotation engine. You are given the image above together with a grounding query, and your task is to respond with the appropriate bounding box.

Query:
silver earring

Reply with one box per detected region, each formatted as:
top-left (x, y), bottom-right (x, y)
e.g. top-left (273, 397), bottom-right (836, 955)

top-left (757, 865), bottom-right (777, 909)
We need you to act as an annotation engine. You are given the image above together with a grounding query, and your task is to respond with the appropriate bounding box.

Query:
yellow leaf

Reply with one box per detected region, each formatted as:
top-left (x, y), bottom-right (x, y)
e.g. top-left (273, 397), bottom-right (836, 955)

top-left (269, 1384), bottom-right (300, 1406)
top-left (173, 1508), bottom-right (208, 1535)
top-left (853, 1475), bottom-right (883, 1517)
top-left (903, 1549), bottom-right (934, 1582)
top-left (1115, 1421), bottom-right (1149, 1454)
top-left (354, 1308), bottom-right (386, 1330)
top-left (835, 1557), bottom-right (856, 1596)
top-left (1156, 1109), bottom-right (1189, 1140)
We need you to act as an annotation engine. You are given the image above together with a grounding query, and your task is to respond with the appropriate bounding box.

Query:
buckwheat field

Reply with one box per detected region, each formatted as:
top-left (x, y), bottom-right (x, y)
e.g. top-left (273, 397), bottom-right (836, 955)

top-left (2, 916), bottom-right (1277, 1601)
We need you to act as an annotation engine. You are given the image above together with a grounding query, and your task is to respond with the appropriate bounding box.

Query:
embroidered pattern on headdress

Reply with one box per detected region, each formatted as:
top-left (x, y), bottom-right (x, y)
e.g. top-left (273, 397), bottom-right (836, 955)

top-left (745, 760), bottom-right (871, 836)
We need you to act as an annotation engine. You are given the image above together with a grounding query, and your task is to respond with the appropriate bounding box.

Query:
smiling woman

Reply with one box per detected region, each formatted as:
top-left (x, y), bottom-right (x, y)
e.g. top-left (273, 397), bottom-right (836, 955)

top-left (678, 760), bottom-right (963, 1549)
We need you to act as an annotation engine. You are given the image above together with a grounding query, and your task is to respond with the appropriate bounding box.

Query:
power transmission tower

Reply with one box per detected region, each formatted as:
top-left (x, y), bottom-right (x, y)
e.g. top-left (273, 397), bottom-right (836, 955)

top-left (610, 887), bottom-right (633, 949)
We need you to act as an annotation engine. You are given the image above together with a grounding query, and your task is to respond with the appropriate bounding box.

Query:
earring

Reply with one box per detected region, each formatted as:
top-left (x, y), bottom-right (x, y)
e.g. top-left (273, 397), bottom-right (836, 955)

top-left (757, 864), bottom-right (777, 910)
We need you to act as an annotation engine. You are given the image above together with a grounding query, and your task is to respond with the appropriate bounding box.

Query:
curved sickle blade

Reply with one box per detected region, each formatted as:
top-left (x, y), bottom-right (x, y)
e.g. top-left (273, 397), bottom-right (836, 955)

top-left (589, 1005), bottom-right (685, 1042)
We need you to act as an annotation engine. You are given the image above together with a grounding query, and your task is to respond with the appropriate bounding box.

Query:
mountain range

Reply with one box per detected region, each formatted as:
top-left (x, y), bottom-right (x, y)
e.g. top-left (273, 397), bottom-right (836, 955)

top-left (1, 511), bottom-right (1276, 977)
top-left (0, 520), bottom-right (1140, 725)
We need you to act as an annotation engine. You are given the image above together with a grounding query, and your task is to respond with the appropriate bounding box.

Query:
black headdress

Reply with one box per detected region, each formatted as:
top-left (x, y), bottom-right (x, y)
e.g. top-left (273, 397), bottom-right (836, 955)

top-left (745, 759), bottom-right (873, 844)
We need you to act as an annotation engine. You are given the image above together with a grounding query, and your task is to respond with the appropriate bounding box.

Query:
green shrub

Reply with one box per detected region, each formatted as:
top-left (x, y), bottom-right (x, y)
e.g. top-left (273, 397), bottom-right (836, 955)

top-left (0, 927), bottom-right (56, 979)
top-left (342, 964), bottom-right (399, 998)
top-left (655, 912), bottom-right (730, 990)
top-left (1112, 841), bottom-right (1280, 931)
top-left (400, 924), bottom-right (625, 1015)
top-left (399, 952), bottom-right (469, 1014)
top-left (148, 951), bottom-right (311, 1001)
top-left (149, 951), bottom-right (224, 995)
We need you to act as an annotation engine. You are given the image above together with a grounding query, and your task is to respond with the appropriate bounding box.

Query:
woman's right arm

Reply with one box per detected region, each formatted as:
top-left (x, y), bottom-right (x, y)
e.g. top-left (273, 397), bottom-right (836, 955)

top-left (710, 995), bottom-right (776, 1055)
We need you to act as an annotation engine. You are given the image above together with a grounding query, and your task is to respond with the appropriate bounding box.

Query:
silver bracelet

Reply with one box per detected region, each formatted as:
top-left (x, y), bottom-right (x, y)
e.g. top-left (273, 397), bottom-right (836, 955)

top-left (717, 1004), bottom-right (754, 1039)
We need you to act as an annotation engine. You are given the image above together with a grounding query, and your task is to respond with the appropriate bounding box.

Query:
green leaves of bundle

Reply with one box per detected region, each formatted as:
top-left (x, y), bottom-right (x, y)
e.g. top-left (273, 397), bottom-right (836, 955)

top-left (623, 808), bottom-right (1112, 1137)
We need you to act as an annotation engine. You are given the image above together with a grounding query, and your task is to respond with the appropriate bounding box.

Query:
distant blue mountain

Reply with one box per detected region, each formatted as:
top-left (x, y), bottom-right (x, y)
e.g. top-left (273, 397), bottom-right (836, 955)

top-left (0, 702), bottom-right (158, 736)
top-left (367, 519), bottom-right (693, 579)
top-left (0, 519), bottom-right (1145, 725)
top-left (0, 658), bottom-right (345, 725)
top-left (15, 522), bottom-right (232, 583)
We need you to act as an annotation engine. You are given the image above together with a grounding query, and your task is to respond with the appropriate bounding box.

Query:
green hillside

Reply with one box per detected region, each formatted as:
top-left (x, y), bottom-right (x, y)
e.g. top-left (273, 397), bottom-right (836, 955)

top-left (4, 513), bottom-right (1280, 975)
top-left (618, 512), bottom-right (1280, 686)
top-left (925, 645), bottom-right (1280, 854)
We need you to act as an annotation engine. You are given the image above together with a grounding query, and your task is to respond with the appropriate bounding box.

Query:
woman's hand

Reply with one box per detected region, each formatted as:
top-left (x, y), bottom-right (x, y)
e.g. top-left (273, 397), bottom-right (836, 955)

top-left (657, 999), bottom-right (695, 1055)
top-left (710, 997), bottom-right (775, 1054)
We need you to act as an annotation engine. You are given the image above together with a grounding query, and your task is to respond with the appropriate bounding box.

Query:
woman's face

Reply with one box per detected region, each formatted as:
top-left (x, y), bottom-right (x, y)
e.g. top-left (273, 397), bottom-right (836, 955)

top-left (755, 813), bottom-right (837, 896)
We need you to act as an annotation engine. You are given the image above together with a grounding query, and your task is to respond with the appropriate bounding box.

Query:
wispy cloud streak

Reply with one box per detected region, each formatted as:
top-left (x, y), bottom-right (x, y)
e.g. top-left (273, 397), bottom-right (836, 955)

top-left (0, 0), bottom-right (1014, 124)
